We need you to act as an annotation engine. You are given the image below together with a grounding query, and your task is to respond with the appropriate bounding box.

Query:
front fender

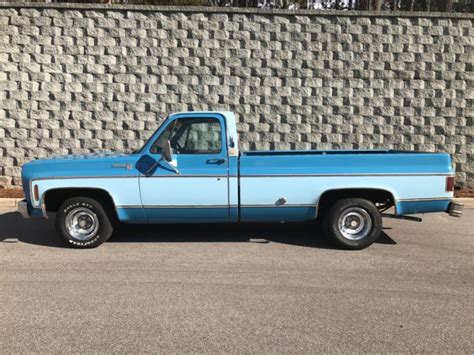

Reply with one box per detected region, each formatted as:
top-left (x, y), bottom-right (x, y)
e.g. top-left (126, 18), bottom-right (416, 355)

top-left (30, 177), bottom-right (142, 221)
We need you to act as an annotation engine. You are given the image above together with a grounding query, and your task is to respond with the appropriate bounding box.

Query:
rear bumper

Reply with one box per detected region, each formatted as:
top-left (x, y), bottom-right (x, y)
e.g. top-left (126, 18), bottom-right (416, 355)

top-left (17, 199), bottom-right (30, 218)
top-left (448, 201), bottom-right (463, 217)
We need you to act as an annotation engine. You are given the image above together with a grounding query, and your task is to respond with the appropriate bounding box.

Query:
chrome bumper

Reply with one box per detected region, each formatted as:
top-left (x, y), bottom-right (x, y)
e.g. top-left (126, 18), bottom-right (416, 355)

top-left (448, 202), bottom-right (463, 218)
top-left (17, 199), bottom-right (30, 218)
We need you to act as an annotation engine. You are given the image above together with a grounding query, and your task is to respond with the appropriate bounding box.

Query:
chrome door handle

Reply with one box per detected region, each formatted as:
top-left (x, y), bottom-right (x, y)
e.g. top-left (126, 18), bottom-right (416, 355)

top-left (206, 159), bottom-right (226, 165)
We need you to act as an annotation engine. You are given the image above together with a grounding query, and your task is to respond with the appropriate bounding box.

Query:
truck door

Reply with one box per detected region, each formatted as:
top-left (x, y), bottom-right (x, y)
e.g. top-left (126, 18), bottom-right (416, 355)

top-left (139, 114), bottom-right (230, 223)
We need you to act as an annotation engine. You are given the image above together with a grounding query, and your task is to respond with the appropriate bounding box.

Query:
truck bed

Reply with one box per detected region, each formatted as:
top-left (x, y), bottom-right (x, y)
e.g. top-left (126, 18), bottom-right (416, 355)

top-left (239, 150), bottom-right (452, 175)
top-left (237, 150), bottom-right (454, 221)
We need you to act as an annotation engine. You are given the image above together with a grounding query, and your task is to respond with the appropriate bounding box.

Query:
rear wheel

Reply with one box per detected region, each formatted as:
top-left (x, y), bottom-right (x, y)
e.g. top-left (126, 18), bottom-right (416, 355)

top-left (323, 198), bottom-right (382, 250)
top-left (56, 197), bottom-right (113, 248)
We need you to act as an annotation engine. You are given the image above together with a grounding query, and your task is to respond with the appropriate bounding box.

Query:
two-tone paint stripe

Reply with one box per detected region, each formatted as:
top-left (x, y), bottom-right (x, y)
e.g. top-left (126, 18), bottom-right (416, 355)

top-left (116, 204), bottom-right (237, 209)
top-left (239, 173), bottom-right (454, 178)
top-left (30, 172), bottom-right (454, 182)
top-left (30, 172), bottom-right (454, 197)
top-left (31, 174), bottom-right (454, 215)
top-left (116, 198), bottom-right (452, 210)
top-left (397, 197), bottom-right (452, 202)
top-left (116, 203), bottom-right (315, 209)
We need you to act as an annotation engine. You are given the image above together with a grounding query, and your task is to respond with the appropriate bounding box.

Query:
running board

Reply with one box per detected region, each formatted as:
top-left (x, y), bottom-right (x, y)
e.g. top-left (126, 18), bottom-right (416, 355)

top-left (381, 213), bottom-right (422, 222)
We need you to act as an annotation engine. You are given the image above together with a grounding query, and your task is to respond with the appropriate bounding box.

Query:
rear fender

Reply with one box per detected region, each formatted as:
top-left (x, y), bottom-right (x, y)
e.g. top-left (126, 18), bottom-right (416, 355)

top-left (315, 187), bottom-right (399, 219)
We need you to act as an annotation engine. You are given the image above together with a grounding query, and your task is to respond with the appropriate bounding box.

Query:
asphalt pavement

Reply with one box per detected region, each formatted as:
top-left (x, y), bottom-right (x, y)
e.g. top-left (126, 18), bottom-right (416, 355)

top-left (0, 208), bottom-right (472, 353)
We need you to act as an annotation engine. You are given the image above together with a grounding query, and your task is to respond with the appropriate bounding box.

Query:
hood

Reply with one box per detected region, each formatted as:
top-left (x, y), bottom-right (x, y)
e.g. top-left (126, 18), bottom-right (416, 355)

top-left (26, 152), bottom-right (131, 163)
top-left (22, 152), bottom-right (141, 183)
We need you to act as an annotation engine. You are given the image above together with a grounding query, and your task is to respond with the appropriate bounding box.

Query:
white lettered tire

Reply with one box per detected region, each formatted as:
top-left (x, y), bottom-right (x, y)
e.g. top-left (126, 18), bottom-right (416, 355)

top-left (56, 197), bottom-right (113, 248)
top-left (324, 198), bottom-right (382, 250)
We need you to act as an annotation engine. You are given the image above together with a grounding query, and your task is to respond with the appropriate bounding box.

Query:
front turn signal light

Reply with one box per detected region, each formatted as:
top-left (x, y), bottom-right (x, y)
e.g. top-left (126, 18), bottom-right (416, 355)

top-left (33, 184), bottom-right (39, 201)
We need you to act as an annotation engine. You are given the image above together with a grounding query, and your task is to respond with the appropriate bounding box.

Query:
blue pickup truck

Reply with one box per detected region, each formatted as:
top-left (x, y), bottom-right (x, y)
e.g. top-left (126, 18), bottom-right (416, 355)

top-left (18, 111), bottom-right (463, 249)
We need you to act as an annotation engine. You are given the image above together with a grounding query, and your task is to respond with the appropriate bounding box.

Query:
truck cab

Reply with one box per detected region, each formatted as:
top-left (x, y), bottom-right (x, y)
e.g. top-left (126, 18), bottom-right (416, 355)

top-left (136, 111), bottom-right (239, 223)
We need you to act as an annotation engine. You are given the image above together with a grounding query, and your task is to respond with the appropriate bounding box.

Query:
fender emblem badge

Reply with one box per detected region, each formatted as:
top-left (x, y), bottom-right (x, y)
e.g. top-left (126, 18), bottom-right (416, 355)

top-left (112, 163), bottom-right (132, 170)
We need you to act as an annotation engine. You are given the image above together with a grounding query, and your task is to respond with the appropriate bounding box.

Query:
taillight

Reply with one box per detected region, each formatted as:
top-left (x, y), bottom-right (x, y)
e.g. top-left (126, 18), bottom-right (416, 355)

top-left (446, 176), bottom-right (455, 192)
top-left (33, 184), bottom-right (39, 201)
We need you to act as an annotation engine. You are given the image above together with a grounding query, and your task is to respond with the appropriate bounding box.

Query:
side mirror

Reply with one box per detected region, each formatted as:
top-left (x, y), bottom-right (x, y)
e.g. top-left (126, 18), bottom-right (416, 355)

top-left (145, 140), bottom-right (179, 175)
top-left (162, 140), bottom-right (173, 162)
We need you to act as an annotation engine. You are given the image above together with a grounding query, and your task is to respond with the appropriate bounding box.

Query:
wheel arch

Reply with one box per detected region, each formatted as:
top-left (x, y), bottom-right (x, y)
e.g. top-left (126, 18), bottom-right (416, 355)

top-left (315, 187), bottom-right (398, 219)
top-left (42, 187), bottom-right (119, 219)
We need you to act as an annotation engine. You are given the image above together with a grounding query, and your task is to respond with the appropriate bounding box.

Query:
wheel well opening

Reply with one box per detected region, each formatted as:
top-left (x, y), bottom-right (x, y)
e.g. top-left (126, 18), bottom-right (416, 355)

top-left (317, 189), bottom-right (395, 217)
top-left (44, 188), bottom-right (117, 217)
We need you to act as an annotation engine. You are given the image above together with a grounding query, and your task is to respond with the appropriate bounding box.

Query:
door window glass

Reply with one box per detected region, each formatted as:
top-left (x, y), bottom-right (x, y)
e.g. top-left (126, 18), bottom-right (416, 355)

top-left (151, 118), bottom-right (222, 154)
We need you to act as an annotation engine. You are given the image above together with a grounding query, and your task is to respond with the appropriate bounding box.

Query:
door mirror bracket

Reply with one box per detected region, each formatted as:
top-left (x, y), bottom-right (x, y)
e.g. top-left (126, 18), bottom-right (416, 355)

top-left (146, 140), bottom-right (180, 175)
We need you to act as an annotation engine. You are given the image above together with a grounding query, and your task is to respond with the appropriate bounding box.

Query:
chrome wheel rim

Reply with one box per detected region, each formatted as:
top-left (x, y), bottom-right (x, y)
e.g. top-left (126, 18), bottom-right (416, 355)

top-left (65, 207), bottom-right (99, 241)
top-left (338, 207), bottom-right (372, 241)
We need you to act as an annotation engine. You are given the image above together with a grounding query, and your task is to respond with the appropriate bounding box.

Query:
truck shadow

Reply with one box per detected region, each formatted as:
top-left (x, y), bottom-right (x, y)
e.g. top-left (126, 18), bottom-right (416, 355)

top-left (0, 211), bottom-right (396, 249)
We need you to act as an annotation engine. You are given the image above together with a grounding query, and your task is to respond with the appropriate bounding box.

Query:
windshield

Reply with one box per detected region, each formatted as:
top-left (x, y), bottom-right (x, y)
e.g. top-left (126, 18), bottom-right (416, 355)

top-left (132, 116), bottom-right (169, 154)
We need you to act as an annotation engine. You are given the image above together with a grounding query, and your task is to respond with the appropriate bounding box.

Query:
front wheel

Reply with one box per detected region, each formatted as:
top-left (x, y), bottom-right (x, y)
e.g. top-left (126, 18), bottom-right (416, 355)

top-left (56, 197), bottom-right (113, 248)
top-left (323, 198), bottom-right (382, 250)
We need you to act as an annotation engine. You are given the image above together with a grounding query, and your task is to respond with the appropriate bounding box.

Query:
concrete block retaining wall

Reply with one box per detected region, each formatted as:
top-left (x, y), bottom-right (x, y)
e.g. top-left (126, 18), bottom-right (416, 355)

top-left (0, 3), bottom-right (472, 187)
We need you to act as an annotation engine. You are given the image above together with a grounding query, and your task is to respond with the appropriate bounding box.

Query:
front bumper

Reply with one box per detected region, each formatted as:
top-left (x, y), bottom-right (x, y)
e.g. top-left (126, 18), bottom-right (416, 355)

top-left (17, 199), bottom-right (30, 218)
top-left (448, 201), bottom-right (463, 217)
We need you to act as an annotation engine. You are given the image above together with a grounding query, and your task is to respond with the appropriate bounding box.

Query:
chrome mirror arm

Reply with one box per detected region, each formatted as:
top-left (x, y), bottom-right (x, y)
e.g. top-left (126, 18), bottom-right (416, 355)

top-left (146, 157), bottom-right (162, 175)
top-left (165, 160), bottom-right (180, 175)
top-left (145, 157), bottom-right (180, 175)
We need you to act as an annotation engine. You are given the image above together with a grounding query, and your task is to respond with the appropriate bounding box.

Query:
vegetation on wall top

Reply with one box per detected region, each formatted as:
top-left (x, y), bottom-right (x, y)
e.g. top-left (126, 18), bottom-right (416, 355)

top-left (2, 0), bottom-right (473, 12)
